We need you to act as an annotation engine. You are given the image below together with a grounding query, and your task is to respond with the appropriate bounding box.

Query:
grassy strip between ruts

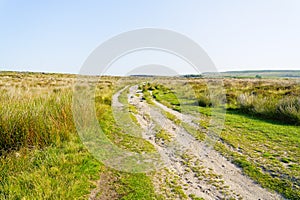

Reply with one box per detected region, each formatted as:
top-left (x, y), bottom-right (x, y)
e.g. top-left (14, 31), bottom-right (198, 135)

top-left (95, 84), bottom-right (161, 199)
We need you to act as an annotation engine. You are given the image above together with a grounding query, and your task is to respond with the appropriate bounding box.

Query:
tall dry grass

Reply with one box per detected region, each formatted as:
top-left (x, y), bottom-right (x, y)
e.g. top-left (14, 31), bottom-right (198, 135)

top-left (237, 94), bottom-right (300, 124)
top-left (0, 88), bottom-right (74, 153)
top-left (189, 78), bottom-right (300, 124)
top-left (0, 72), bottom-right (76, 153)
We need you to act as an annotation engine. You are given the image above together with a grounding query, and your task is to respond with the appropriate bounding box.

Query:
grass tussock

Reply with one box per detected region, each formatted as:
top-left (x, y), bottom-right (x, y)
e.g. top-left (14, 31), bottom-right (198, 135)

top-left (191, 78), bottom-right (300, 125)
top-left (237, 94), bottom-right (300, 124)
top-left (0, 90), bottom-right (74, 153)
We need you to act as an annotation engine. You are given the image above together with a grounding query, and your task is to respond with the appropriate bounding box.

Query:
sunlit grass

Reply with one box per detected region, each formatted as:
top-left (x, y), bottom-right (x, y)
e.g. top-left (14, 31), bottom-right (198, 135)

top-left (0, 72), bottom-right (159, 199)
top-left (145, 79), bottom-right (300, 199)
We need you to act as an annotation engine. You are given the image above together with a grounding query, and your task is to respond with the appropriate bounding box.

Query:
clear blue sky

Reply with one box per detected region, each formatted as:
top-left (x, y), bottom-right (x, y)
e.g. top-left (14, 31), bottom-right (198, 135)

top-left (0, 0), bottom-right (299, 74)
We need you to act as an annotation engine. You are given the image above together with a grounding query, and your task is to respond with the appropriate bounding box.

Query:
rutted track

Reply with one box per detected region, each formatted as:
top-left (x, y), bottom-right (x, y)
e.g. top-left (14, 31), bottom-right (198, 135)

top-left (112, 85), bottom-right (283, 200)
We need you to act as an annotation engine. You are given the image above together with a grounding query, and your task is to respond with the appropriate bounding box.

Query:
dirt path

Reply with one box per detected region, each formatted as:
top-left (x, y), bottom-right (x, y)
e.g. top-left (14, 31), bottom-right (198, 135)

top-left (110, 85), bottom-right (283, 200)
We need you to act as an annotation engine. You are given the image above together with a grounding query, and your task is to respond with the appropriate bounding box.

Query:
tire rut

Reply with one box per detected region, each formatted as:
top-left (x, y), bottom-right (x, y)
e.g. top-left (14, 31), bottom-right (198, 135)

top-left (112, 85), bottom-right (283, 200)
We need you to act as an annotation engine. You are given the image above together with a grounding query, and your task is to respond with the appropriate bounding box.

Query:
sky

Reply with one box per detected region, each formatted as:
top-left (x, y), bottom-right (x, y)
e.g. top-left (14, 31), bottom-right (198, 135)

top-left (0, 0), bottom-right (299, 75)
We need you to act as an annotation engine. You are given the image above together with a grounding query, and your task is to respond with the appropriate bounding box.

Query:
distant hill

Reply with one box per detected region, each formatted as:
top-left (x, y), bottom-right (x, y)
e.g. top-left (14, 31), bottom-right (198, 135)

top-left (203, 70), bottom-right (300, 78)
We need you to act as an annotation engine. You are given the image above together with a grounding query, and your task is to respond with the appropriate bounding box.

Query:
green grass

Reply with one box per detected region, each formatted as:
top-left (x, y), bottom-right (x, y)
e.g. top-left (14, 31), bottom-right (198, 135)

top-left (97, 104), bottom-right (156, 154)
top-left (189, 194), bottom-right (204, 200)
top-left (114, 86), bottom-right (144, 138)
top-left (0, 137), bottom-right (101, 199)
top-left (149, 83), bottom-right (181, 112)
top-left (2, 73), bottom-right (299, 199)
top-left (0, 90), bottom-right (73, 153)
top-left (144, 81), bottom-right (300, 199)
top-left (156, 129), bottom-right (173, 143)
top-left (237, 94), bottom-right (300, 124)
top-left (205, 107), bottom-right (300, 199)
top-left (118, 173), bottom-right (161, 200)
top-left (155, 106), bottom-right (206, 142)
top-left (0, 74), bottom-right (160, 199)
top-left (143, 90), bottom-right (154, 105)
top-left (162, 110), bottom-right (181, 125)
top-left (181, 122), bottom-right (206, 141)
top-left (0, 73), bottom-right (107, 199)
top-left (94, 84), bottom-right (162, 198)
top-left (164, 175), bottom-right (188, 199)
top-left (190, 78), bottom-right (300, 124)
